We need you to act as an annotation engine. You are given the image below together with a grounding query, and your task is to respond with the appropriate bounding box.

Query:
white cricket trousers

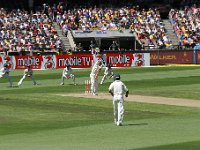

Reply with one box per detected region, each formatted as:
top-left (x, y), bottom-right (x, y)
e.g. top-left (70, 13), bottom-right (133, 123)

top-left (61, 74), bottom-right (75, 84)
top-left (18, 75), bottom-right (36, 85)
top-left (113, 95), bottom-right (124, 125)
top-left (90, 74), bottom-right (98, 95)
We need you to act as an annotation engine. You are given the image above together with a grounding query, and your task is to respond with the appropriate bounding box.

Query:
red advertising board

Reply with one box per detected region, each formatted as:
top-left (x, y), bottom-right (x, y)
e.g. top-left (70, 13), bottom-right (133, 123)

top-left (150, 51), bottom-right (193, 65)
top-left (15, 55), bottom-right (43, 69)
top-left (195, 51), bottom-right (200, 64)
top-left (56, 53), bottom-right (93, 68)
top-left (0, 52), bottom-right (150, 70)
top-left (105, 53), bottom-right (134, 67)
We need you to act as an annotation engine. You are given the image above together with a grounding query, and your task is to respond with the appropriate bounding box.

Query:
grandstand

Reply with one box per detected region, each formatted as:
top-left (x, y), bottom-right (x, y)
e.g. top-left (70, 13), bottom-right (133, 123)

top-left (0, 0), bottom-right (199, 55)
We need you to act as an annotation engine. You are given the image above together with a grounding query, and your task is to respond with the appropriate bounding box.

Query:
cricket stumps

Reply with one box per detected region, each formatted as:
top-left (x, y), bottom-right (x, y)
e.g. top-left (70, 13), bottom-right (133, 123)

top-left (85, 80), bottom-right (91, 94)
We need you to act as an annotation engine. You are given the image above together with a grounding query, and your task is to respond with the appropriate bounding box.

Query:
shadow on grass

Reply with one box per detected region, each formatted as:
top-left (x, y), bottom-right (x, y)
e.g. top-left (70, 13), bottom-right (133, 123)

top-left (125, 123), bottom-right (148, 126)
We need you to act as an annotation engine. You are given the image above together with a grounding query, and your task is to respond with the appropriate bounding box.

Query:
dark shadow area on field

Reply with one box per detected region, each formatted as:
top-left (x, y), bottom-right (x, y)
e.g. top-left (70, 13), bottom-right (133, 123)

top-left (68, 83), bottom-right (78, 85)
top-left (11, 86), bottom-right (19, 88)
top-left (130, 140), bottom-right (200, 150)
top-left (125, 123), bottom-right (148, 126)
top-left (0, 96), bottom-right (113, 135)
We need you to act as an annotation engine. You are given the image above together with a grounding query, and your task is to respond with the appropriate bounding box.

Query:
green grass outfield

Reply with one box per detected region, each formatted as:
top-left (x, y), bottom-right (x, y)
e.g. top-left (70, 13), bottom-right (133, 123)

top-left (0, 66), bottom-right (200, 150)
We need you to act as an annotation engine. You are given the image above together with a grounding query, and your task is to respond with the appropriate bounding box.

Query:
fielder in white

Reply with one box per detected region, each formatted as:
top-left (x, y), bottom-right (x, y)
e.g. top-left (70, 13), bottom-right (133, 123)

top-left (108, 74), bottom-right (129, 126)
top-left (18, 65), bottom-right (37, 86)
top-left (90, 59), bottom-right (103, 96)
top-left (100, 63), bottom-right (114, 84)
top-left (0, 64), bottom-right (12, 87)
top-left (60, 65), bottom-right (76, 85)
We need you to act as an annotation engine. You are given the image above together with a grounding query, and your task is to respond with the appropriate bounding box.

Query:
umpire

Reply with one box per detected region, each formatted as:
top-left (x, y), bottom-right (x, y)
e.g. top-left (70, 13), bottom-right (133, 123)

top-left (108, 74), bottom-right (129, 126)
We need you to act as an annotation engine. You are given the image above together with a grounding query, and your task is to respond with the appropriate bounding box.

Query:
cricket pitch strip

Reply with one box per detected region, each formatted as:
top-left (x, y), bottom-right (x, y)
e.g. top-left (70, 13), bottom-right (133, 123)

top-left (56, 93), bottom-right (200, 108)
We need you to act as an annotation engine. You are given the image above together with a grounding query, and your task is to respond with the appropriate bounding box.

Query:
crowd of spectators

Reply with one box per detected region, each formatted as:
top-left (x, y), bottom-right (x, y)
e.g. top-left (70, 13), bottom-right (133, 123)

top-left (55, 4), bottom-right (173, 50)
top-left (169, 4), bottom-right (200, 49)
top-left (0, 1), bottom-right (199, 54)
top-left (128, 8), bottom-right (173, 49)
top-left (0, 8), bottom-right (63, 54)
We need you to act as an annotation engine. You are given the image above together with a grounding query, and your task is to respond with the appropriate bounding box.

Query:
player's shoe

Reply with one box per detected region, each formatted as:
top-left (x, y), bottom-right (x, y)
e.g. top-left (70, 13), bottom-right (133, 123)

top-left (60, 83), bottom-right (64, 85)
top-left (117, 122), bottom-right (122, 126)
top-left (92, 93), bottom-right (98, 96)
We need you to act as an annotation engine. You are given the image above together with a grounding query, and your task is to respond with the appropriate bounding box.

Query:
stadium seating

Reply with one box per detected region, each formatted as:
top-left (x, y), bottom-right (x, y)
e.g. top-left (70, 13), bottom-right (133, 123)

top-left (55, 5), bottom-right (173, 50)
top-left (169, 4), bottom-right (200, 48)
top-left (0, 1), bottom-right (199, 53)
top-left (0, 8), bottom-right (63, 54)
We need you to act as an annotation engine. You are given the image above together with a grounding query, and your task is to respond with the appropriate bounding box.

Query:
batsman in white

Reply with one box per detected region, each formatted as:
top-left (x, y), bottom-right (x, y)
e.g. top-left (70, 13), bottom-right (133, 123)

top-left (108, 74), bottom-right (129, 126)
top-left (100, 63), bottom-right (114, 84)
top-left (60, 64), bottom-right (76, 85)
top-left (0, 64), bottom-right (12, 87)
top-left (18, 65), bottom-right (37, 86)
top-left (90, 59), bottom-right (103, 96)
